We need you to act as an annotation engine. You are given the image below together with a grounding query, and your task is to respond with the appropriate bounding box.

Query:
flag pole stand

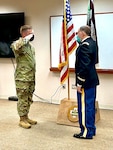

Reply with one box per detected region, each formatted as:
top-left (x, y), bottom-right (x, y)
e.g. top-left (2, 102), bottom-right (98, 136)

top-left (57, 98), bottom-right (79, 126)
top-left (57, 98), bottom-right (100, 126)
top-left (67, 68), bottom-right (70, 100)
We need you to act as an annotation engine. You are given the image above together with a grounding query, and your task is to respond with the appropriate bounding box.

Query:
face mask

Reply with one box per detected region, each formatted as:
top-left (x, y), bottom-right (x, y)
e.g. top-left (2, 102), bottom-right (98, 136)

top-left (76, 35), bottom-right (81, 44)
top-left (30, 34), bottom-right (34, 41)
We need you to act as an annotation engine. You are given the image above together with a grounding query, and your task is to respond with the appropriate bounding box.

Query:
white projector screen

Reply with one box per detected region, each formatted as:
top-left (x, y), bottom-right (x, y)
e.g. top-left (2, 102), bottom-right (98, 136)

top-left (50, 12), bottom-right (113, 72)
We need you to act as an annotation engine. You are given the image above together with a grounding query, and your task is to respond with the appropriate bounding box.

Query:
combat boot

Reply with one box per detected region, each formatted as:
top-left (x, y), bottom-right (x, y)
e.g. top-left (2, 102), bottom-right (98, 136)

top-left (19, 116), bottom-right (31, 129)
top-left (26, 115), bottom-right (37, 125)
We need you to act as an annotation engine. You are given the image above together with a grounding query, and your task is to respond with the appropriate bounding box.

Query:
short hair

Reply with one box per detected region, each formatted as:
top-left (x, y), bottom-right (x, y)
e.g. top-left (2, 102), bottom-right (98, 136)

top-left (20, 25), bottom-right (32, 34)
top-left (79, 25), bottom-right (91, 36)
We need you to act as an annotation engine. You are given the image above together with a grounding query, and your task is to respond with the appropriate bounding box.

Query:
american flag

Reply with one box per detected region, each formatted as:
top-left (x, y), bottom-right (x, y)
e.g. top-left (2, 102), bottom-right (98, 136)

top-left (58, 0), bottom-right (77, 84)
top-left (87, 0), bottom-right (99, 63)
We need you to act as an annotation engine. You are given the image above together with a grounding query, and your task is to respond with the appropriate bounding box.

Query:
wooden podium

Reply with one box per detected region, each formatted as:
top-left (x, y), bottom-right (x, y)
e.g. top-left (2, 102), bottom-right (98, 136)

top-left (57, 98), bottom-right (100, 127)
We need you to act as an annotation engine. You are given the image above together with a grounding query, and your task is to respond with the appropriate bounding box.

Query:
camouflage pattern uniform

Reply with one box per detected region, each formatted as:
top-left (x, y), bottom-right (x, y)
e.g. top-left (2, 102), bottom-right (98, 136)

top-left (11, 38), bottom-right (36, 117)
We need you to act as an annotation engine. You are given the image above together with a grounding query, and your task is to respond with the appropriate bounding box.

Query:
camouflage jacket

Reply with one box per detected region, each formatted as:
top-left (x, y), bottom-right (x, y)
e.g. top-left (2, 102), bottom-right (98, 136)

top-left (11, 38), bottom-right (36, 81)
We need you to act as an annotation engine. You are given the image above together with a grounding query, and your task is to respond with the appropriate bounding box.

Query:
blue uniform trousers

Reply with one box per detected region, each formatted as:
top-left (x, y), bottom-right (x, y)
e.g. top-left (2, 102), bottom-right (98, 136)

top-left (77, 87), bottom-right (96, 138)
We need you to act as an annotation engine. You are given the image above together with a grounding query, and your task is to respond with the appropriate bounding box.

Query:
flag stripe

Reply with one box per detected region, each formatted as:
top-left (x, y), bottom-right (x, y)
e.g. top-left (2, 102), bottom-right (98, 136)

top-left (67, 32), bottom-right (76, 43)
top-left (60, 65), bottom-right (68, 83)
top-left (67, 24), bottom-right (74, 33)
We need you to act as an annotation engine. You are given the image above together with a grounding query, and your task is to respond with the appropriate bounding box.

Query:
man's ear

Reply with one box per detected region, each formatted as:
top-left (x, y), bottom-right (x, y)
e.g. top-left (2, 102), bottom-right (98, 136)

top-left (82, 31), bottom-right (87, 37)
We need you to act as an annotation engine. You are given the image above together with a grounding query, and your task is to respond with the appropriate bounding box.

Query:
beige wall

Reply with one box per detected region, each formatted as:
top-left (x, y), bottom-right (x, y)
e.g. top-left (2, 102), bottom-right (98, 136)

top-left (0, 0), bottom-right (113, 109)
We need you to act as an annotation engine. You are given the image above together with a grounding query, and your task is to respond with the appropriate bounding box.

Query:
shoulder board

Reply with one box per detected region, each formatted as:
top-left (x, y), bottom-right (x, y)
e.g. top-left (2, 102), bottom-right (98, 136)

top-left (82, 42), bottom-right (89, 46)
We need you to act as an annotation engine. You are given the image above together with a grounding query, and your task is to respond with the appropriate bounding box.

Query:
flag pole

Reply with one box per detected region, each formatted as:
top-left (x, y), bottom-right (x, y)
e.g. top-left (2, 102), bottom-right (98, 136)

top-left (68, 66), bottom-right (70, 100)
top-left (63, 0), bottom-right (70, 100)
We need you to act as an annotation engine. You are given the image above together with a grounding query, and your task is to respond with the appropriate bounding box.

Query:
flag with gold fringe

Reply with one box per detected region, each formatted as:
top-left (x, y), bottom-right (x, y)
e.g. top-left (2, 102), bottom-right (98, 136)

top-left (58, 0), bottom-right (77, 84)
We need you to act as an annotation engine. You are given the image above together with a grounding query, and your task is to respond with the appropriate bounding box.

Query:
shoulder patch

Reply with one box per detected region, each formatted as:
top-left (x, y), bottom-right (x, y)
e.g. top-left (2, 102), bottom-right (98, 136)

top-left (82, 42), bottom-right (89, 46)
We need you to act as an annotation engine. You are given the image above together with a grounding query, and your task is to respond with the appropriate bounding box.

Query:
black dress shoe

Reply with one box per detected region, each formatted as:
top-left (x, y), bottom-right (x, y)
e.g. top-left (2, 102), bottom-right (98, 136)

top-left (73, 133), bottom-right (83, 138)
top-left (93, 132), bottom-right (96, 136)
top-left (73, 133), bottom-right (93, 139)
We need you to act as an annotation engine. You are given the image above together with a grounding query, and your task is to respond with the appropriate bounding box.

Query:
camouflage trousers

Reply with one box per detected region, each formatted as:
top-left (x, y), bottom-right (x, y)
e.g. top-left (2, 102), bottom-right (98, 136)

top-left (15, 80), bottom-right (35, 117)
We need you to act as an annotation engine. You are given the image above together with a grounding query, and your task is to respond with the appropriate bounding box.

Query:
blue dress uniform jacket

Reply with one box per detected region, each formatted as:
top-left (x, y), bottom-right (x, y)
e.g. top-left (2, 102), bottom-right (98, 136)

top-left (75, 37), bottom-right (99, 89)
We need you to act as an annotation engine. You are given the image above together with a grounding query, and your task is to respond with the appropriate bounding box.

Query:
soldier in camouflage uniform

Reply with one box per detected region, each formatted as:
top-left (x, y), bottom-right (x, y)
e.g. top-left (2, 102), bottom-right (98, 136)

top-left (11, 25), bottom-right (37, 129)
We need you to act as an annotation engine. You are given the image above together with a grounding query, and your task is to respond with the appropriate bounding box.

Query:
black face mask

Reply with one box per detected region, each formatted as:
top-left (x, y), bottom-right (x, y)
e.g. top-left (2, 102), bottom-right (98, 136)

top-left (30, 34), bottom-right (34, 41)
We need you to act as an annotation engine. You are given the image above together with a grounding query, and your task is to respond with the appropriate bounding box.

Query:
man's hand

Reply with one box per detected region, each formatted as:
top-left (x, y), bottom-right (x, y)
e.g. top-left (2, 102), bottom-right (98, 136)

top-left (23, 34), bottom-right (34, 43)
top-left (77, 85), bottom-right (82, 93)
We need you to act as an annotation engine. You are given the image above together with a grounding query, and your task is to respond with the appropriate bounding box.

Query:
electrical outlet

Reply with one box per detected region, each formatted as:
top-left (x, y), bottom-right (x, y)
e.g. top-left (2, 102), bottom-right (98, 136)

top-left (62, 84), bottom-right (66, 89)
top-left (72, 84), bottom-right (76, 89)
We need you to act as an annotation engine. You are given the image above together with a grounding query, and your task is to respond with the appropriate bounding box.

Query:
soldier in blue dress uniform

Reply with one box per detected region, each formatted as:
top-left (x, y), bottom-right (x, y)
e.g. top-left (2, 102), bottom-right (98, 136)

top-left (73, 25), bottom-right (99, 139)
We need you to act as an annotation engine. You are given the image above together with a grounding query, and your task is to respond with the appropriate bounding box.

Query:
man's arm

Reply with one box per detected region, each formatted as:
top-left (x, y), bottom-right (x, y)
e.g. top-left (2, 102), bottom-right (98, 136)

top-left (11, 34), bottom-right (34, 52)
top-left (76, 42), bottom-right (91, 91)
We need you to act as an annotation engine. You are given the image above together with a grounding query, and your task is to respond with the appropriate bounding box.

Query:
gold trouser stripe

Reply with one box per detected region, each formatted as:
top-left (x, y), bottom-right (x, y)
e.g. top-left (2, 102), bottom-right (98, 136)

top-left (81, 88), bottom-right (87, 137)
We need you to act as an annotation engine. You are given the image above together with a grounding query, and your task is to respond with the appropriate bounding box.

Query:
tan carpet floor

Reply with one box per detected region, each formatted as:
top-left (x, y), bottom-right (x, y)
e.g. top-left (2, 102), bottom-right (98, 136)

top-left (0, 99), bottom-right (113, 150)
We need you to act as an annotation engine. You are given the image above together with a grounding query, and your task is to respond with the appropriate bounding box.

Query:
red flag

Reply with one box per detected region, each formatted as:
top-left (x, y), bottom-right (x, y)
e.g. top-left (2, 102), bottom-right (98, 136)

top-left (58, 0), bottom-right (77, 84)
